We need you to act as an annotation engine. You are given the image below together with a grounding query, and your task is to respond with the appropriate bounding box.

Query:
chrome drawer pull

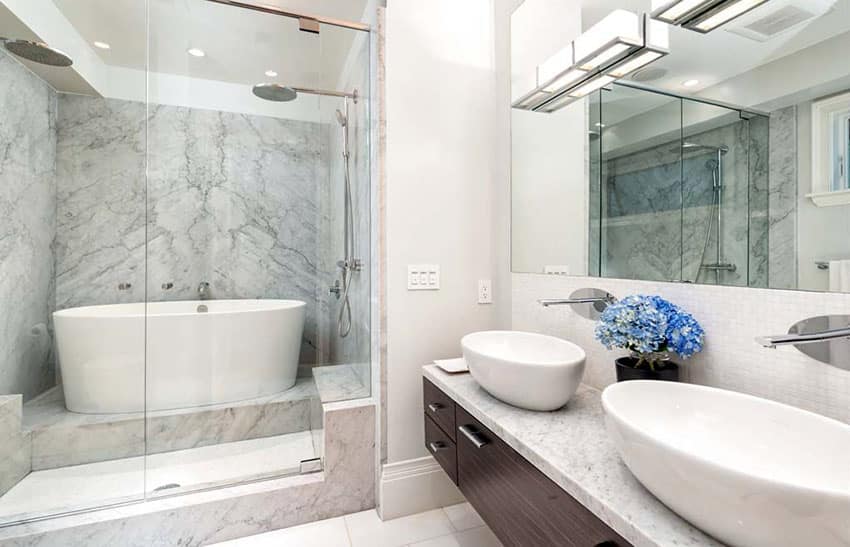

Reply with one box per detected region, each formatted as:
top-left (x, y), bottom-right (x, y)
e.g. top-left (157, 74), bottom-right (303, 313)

top-left (427, 402), bottom-right (445, 413)
top-left (428, 441), bottom-right (448, 453)
top-left (458, 424), bottom-right (489, 449)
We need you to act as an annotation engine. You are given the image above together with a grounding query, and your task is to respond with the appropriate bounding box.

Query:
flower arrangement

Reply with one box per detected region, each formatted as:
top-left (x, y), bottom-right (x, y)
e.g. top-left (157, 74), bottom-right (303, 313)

top-left (595, 295), bottom-right (704, 370)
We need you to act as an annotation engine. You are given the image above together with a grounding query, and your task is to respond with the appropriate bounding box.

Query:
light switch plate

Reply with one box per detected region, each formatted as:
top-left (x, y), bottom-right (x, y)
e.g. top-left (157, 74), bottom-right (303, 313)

top-left (408, 265), bottom-right (440, 290)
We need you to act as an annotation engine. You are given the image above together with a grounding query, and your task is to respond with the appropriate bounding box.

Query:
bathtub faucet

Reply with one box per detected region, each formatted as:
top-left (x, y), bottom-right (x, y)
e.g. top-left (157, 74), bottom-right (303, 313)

top-left (197, 281), bottom-right (211, 300)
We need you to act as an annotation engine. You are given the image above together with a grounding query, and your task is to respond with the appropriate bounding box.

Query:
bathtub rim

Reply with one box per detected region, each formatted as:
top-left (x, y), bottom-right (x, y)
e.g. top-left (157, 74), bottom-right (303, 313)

top-left (53, 299), bottom-right (307, 319)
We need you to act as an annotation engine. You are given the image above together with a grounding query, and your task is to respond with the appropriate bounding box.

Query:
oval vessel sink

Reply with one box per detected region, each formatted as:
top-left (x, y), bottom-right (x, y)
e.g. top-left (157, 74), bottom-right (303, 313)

top-left (461, 331), bottom-right (586, 411)
top-left (602, 380), bottom-right (850, 547)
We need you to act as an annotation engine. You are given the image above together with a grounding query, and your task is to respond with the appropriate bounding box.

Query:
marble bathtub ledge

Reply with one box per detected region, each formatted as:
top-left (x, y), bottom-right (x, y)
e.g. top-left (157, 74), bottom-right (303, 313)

top-left (0, 399), bottom-right (376, 547)
top-left (422, 365), bottom-right (723, 547)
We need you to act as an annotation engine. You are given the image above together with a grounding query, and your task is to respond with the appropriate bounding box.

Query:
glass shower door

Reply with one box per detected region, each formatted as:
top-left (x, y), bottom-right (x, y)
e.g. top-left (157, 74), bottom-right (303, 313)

top-left (144, 0), bottom-right (327, 497)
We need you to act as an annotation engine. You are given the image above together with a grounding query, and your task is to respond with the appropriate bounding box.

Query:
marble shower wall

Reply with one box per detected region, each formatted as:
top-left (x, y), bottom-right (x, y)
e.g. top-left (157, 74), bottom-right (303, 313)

top-left (599, 116), bottom-right (769, 287)
top-left (56, 95), bottom-right (330, 365)
top-left (0, 50), bottom-right (57, 401)
top-left (768, 106), bottom-right (797, 289)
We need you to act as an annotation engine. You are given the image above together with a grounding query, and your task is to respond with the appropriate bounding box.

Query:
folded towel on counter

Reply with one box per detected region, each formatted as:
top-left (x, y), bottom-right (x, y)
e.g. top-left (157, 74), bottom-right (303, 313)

top-left (434, 357), bottom-right (468, 373)
top-left (829, 260), bottom-right (850, 292)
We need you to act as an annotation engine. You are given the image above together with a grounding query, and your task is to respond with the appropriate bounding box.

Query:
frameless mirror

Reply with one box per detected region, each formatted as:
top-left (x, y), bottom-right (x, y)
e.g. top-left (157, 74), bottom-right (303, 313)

top-left (511, 0), bottom-right (850, 294)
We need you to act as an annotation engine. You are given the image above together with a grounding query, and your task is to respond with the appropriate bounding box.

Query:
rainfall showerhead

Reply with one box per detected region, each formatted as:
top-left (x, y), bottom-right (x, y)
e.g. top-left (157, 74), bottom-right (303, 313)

top-left (1, 38), bottom-right (73, 67)
top-left (252, 83), bottom-right (297, 102)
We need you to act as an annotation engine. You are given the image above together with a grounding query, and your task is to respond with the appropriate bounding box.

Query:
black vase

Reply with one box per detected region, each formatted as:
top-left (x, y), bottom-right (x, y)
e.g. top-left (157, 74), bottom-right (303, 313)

top-left (615, 356), bottom-right (679, 382)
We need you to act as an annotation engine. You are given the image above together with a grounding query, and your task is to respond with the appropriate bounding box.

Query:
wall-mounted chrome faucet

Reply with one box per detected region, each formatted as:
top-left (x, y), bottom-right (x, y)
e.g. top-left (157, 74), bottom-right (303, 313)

top-left (756, 315), bottom-right (850, 370)
top-left (197, 281), bottom-right (211, 300)
top-left (539, 288), bottom-right (616, 320)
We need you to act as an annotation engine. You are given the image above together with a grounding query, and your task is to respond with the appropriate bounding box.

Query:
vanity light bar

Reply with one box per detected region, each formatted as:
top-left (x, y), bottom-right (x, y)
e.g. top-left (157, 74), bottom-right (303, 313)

top-left (651, 0), bottom-right (770, 33)
top-left (514, 12), bottom-right (669, 114)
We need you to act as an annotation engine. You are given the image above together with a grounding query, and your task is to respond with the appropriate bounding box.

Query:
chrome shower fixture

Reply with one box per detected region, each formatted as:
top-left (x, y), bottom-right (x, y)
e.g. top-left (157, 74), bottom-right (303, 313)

top-left (1, 38), bottom-right (73, 67)
top-left (252, 83), bottom-right (298, 102)
top-left (252, 83), bottom-right (358, 103)
top-left (651, 0), bottom-right (770, 33)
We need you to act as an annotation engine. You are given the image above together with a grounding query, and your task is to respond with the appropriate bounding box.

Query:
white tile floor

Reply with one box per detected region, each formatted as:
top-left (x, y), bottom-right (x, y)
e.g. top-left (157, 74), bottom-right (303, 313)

top-left (211, 503), bottom-right (502, 547)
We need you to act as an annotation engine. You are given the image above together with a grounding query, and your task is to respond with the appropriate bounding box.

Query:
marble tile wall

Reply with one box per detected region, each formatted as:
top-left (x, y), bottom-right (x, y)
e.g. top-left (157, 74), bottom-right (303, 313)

top-left (0, 396), bottom-right (31, 496)
top-left (513, 273), bottom-right (850, 425)
top-left (0, 50), bottom-right (57, 402)
top-left (599, 117), bottom-right (769, 287)
top-left (768, 106), bottom-right (798, 289)
top-left (55, 95), bottom-right (329, 365)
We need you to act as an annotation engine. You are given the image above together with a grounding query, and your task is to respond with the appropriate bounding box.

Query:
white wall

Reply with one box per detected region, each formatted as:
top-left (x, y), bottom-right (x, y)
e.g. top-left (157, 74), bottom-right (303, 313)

top-left (384, 0), bottom-right (508, 465)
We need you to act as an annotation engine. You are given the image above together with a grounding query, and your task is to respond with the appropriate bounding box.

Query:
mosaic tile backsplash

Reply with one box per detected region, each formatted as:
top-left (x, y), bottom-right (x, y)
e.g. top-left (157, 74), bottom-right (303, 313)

top-left (513, 273), bottom-right (850, 425)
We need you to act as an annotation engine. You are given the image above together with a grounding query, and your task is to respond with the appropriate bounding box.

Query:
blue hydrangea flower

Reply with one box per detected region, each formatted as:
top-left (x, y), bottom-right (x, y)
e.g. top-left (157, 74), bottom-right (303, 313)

top-left (595, 295), bottom-right (704, 362)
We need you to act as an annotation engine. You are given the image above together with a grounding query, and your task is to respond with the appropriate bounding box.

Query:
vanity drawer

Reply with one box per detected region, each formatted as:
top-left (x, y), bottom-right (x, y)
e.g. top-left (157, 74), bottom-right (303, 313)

top-left (424, 415), bottom-right (457, 484)
top-left (456, 406), bottom-right (631, 547)
top-left (423, 378), bottom-right (456, 441)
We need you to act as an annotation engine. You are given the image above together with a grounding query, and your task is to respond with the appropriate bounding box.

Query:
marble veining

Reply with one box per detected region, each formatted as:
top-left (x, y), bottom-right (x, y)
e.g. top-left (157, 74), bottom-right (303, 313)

top-left (0, 50), bottom-right (57, 402)
top-left (0, 396), bottom-right (31, 496)
top-left (23, 379), bottom-right (317, 470)
top-left (55, 95), bottom-right (329, 365)
top-left (598, 108), bottom-right (769, 288)
top-left (768, 106), bottom-right (797, 290)
top-left (0, 400), bottom-right (376, 547)
top-left (423, 366), bottom-right (721, 547)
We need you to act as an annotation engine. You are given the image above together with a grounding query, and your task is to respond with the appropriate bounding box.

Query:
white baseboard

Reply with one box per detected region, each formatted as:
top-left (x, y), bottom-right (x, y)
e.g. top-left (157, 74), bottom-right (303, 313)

top-left (378, 456), bottom-right (465, 520)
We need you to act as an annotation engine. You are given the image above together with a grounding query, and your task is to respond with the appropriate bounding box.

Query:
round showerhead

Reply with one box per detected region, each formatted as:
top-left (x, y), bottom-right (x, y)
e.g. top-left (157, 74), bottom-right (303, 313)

top-left (335, 109), bottom-right (347, 127)
top-left (2, 39), bottom-right (73, 67)
top-left (252, 83), bottom-right (297, 102)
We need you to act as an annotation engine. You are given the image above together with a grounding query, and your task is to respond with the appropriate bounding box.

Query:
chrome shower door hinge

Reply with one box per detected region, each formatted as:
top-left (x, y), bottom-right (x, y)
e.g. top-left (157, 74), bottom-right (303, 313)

top-left (299, 17), bottom-right (320, 34)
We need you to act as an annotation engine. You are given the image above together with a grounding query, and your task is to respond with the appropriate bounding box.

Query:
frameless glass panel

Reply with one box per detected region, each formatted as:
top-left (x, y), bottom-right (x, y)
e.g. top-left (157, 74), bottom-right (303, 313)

top-left (313, 22), bottom-right (372, 407)
top-left (599, 85), bottom-right (683, 282)
top-left (144, 0), bottom-right (326, 497)
top-left (682, 99), bottom-right (754, 287)
top-left (0, 0), bottom-right (147, 525)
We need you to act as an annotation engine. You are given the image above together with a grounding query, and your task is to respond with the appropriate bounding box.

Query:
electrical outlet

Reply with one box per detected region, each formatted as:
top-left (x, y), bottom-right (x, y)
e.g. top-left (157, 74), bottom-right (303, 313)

top-left (544, 265), bottom-right (570, 275)
top-left (478, 279), bottom-right (492, 304)
top-left (408, 265), bottom-right (440, 290)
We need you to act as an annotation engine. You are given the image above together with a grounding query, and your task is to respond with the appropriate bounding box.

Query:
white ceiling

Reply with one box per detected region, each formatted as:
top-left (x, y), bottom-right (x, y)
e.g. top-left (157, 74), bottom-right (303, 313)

top-left (4, 0), bottom-right (369, 94)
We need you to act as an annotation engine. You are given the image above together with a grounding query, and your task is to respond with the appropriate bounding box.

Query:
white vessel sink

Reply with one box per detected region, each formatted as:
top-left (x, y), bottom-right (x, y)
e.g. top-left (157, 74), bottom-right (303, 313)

top-left (602, 380), bottom-right (850, 547)
top-left (461, 331), bottom-right (586, 411)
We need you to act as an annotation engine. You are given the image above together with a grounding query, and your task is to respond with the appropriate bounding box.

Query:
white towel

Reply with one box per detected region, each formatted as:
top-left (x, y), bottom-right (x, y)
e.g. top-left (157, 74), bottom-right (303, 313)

top-left (828, 260), bottom-right (850, 292)
top-left (434, 357), bottom-right (468, 373)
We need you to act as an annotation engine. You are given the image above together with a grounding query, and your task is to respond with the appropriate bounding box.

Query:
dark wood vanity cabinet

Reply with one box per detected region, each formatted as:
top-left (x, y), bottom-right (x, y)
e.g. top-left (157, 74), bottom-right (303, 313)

top-left (423, 378), bottom-right (631, 547)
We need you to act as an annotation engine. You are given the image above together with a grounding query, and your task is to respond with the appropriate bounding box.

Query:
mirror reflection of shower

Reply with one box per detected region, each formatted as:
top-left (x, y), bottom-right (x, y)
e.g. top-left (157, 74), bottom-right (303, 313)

top-left (683, 142), bottom-right (734, 284)
top-left (252, 82), bottom-right (361, 338)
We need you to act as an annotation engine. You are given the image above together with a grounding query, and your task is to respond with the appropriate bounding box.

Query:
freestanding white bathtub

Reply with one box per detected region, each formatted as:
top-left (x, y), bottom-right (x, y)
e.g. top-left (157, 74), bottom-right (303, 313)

top-left (54, 300), bottom-right (306, 414)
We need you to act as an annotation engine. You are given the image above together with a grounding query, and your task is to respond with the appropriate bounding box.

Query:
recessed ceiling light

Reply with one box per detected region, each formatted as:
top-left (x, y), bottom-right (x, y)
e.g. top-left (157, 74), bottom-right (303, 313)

top-left (93, 41), bottom-right (111, 50)
top-left (187, 48), bottom-right (205, 58)
top-left (683, 79), bottom-right (700, 87)
top-left (265, 70), bottom-right (278, 77)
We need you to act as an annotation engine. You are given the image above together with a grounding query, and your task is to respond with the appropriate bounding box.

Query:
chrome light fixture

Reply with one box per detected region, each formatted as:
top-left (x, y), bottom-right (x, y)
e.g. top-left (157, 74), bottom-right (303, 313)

top-left (512, 10), bottom-right (669, 114)
top-left (651, 0), bottom-right (770, 33)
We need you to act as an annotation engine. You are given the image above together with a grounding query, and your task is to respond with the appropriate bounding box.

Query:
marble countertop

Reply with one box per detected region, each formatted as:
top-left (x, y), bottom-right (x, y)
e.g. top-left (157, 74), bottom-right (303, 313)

top-left (423, 365), bottom-right (724, 547)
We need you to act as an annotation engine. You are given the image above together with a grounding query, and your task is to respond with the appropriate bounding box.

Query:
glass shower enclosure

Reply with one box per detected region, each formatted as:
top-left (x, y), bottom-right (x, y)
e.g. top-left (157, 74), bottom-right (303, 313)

top-left (0, 0), bottom-right (371, 527)
top-left (589, 83), bottom-right (769, 287)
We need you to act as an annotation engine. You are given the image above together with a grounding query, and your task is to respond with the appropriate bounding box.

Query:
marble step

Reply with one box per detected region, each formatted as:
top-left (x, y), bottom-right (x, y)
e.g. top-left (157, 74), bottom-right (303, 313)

top-left (23, 378), bottom-right (319, 471)
top-left (0, 395), bottom-right (32, 496)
